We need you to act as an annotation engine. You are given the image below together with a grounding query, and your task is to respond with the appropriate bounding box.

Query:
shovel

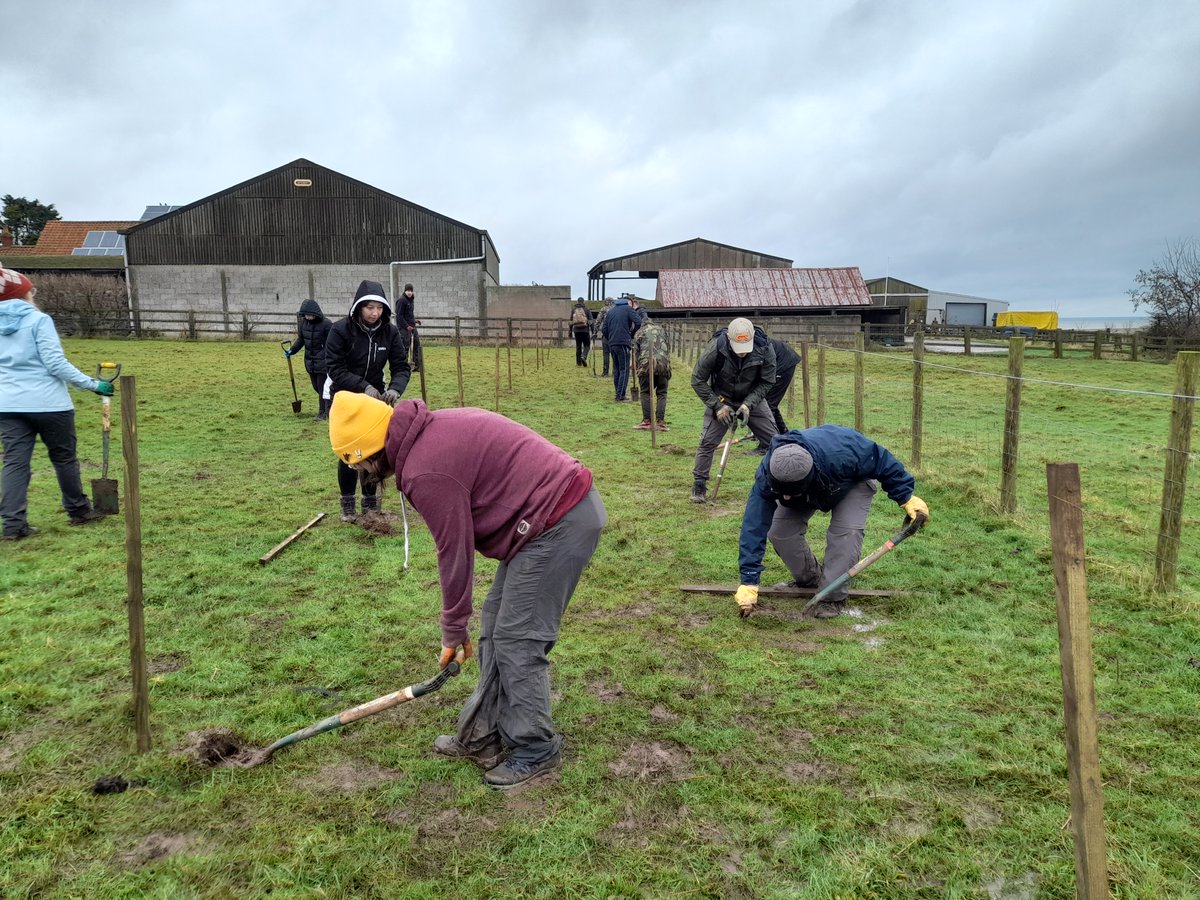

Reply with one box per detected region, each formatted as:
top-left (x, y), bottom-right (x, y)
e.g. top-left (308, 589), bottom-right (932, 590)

top-left (797, 512), bottom-right (928, 615)
top-left (230, 647), bottom-right (466, 768)
top-left (709, 418), bottom-right (742, 503)
top-left (91, 362), bottom-right (121, 515)
top-left (281, 340), bottom-right (302, 414)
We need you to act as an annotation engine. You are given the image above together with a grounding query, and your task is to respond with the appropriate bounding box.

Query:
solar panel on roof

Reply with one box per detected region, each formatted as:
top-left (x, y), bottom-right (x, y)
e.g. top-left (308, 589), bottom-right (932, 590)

top-left (82, 231), bottom-right (104, 248)
top-left (140, 205), bottom-right (181, 221)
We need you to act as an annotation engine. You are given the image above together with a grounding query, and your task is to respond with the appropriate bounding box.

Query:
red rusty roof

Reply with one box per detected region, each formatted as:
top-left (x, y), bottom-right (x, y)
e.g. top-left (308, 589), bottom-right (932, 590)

top-left (26, 220), bottom-right (139, 256)
top-left (656, 268), bottom-right (872, 309)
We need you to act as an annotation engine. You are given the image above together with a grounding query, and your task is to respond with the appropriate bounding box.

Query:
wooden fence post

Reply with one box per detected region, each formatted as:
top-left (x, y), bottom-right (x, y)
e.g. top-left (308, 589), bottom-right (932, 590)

top-left (1130, 334), bottom-right (1140, 363)
top-left (911, 330), bottom-right (924, 468)
top-left (1055, 330), bottom-right (1064, 359)
top-left (963, 326), bottom-right (973, 356)
top-left (786, 360), bottom-right (796, 421)
top-left (1046, 463), bottom-right (1109, 899)
top-left (1000, 336), bottom-right (1025, 512)
top-left (241, 310), bottom-right (251, 341)
top-left (854, 331), bottom-right (865, 432)
top-left (535, 322), bottom-right (541, 370)
top-left (520, 322), bottom-right (525, 376)
top-left (454, 316), bottom-right (465, 407)
top-left (817, 343), bottom-right (826, 425)
top-left (1093, 332), bottom-right (1102, 360)
top-left (186, 310), bottom-right (197, 341)
top-left (120, 376), bottom-right (151, 753)
top-left (800, 341), bottom-right (812, 428)
top-left (507, 319), bottom-right (513, 391)
top-left (1154, 351), bottom-right (1199, 592)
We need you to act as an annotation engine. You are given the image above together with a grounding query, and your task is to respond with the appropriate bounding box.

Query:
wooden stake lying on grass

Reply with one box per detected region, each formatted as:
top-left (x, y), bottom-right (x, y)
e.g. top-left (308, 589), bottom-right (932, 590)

top-left (259, 513), bottom-right (326, 565)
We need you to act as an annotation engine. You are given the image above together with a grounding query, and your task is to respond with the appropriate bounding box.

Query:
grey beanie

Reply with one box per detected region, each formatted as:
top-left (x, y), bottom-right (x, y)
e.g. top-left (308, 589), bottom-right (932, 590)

top-left (769, 445), bottom-right (813, 483)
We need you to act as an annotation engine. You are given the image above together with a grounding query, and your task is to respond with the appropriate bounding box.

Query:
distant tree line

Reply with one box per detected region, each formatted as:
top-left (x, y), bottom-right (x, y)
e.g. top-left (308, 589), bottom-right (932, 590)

top-left (1, 194), bottom-right (61, 245)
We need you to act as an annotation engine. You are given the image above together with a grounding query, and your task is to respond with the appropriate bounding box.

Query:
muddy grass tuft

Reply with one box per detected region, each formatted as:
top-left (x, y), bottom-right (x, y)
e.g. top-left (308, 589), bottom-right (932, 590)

top-left (358, 510), bottom-right (396, 535)
top-left (182, 729), bottom-right (270, 768)
top-left (609, 741), bottom-right (694, 781)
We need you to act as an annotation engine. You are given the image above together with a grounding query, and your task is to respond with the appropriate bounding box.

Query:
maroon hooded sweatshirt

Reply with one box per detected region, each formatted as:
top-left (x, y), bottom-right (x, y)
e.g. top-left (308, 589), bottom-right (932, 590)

top-left (383, 400), bottom-right (592, 647)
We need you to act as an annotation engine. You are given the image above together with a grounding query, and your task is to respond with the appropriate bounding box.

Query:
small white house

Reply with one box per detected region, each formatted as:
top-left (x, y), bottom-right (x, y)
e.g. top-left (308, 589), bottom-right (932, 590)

top-left (926, 291), bottom-right (1008, 327)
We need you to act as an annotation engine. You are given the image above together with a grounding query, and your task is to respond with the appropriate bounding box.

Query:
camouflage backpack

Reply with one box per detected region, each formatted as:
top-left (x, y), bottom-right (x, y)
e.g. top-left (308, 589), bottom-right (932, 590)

top-left (571, 305), bottom-right (589, 328)
top-left (635, 322), bottom-right (671, 376)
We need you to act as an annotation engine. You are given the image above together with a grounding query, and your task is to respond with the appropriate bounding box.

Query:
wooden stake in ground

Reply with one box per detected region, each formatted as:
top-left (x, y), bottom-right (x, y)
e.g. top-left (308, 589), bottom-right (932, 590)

top-left (1046, 463), bottom-right (1109, 899)
top-left (854, 331), bottom-right (865, 432)
top-left (1000, 336), bottom-right (1025, 513)
top-left (120, 375), bottom-right (151, 753)
top-left (454, 316), bottom-right (465, 407)
top-left (911, 330), bottom-right (924, 468)
top-left (494, 336), bottom-right (502, 412)
top-left (817, 342), bottom-right (826, 425)
top-left (259, 513), bottom-right (327, 565)
top-left (800, 341), bottom-right (811, 428)
top-left (1154, 351), bottom-right (1198, 592)
top-left (506, 319), bottom-right (513, 391)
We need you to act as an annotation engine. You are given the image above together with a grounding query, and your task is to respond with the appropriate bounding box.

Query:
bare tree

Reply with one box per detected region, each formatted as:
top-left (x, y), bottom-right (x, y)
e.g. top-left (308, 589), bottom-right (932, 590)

top-left (1128, 239), bottom-right (1200, 339)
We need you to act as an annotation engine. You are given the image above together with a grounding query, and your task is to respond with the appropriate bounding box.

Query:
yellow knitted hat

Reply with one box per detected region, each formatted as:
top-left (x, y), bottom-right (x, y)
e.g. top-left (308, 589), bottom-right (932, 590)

top-left (329, 392), bottom-right (393, 464)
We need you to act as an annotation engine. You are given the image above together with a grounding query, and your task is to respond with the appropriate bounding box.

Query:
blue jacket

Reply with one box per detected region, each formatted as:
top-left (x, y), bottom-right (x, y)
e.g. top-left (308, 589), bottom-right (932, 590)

top-left (601, 298), bottom-right (639, 348)
top-left (0, 300), bottom-right (100, 413)
top-left (737, 425), bottom-right (915, 584)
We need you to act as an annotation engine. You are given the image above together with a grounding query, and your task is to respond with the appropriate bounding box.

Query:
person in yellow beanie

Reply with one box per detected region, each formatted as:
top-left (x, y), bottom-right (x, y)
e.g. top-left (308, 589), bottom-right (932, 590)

top-left (329, 392), bottom-right (606, 790)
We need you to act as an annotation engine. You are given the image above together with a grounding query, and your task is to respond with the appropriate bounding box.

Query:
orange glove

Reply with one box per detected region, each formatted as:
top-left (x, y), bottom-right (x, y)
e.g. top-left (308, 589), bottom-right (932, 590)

top-left (439, 639), bottom-right (473, 669)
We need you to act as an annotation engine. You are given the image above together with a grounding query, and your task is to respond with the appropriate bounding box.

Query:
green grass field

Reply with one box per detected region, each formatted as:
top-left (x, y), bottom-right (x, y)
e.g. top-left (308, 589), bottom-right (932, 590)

top-left (2, 337), bottom-right (1197, 898)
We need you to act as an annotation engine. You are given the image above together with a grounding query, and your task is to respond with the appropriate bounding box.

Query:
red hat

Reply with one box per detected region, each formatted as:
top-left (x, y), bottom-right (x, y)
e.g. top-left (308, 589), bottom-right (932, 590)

top-left (0, 268), bottom-right (33, 301)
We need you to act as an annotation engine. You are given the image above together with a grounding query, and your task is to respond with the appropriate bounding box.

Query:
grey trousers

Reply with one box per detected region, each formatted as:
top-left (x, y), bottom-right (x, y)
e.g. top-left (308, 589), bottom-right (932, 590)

top-left (691, 400), bottom-right (778, 484)
top-left (453, 487), bottom-right (606, 764)
top-left (0, 411), bottom-right (91, 536)
top-left (767, 479), bottom-right (878, 603)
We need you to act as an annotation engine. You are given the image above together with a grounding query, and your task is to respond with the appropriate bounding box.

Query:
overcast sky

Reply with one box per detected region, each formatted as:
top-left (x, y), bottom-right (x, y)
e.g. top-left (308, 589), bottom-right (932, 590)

top-left (6, 0), bottom-right (1198, 315)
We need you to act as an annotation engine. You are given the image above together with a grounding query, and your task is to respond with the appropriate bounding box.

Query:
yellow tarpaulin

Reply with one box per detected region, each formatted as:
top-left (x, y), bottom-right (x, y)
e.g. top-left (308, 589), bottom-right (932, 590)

top-left (994, 311), bottom-right (1059, 330)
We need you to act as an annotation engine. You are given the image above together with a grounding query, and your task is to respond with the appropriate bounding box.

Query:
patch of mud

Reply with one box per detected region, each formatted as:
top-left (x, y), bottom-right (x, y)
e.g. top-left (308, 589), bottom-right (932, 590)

top-left (181, 729), bottom-right (268, 768)
top-left (148, 652), bottom-right (189, 675)
top-left (656, 443), bottom-right (691, 456)
top-left (602, 801), bottom-right (691, 848)
top-left (781, 728), bottom-right (813, 749)
top-left (649, 704), bottom-right (680, 725)
top-left (609, 741), bottom-right (694, 782)
top-left (0, 731), bottom-right (36, 773)
top-left (358, 510), bottom-right (395, 535)
top-left (679, 613), bottom-right (713, 628)
top-left (247, 612), bottom-right (292, 634)
top-left (614, 604), bottom-right (656, 619)
top-left (963, 803), bottom-right (1002, 833)
top-left (313, 762), bottom-right (405, 792)
top-left (884, 815), bottom-right (931, 839)
top-left (591, 681), bottom-right (626, 702)
top-left (117, 832), bottom-right (204, 867)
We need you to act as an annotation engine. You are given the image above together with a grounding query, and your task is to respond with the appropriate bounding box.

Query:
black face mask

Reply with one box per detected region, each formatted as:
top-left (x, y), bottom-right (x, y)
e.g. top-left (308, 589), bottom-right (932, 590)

top-left (768, 473), bottom-right (813, 497)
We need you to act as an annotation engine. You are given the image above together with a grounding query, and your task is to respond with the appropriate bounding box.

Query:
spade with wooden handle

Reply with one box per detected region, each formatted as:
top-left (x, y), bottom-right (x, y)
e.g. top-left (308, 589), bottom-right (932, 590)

top-left (91, 362), bottom-right (121, 515)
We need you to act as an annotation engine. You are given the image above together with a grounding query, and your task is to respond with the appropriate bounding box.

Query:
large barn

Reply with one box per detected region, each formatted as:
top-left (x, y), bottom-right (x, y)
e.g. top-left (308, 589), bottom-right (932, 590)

top-left (123, 159), bottom-right (511, 328)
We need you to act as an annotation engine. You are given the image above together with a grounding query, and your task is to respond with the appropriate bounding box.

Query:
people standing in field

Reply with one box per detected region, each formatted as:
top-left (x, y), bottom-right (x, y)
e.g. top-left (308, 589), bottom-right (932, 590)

top-left (632, 315), bottom-right (671, 430)
top-left (328, 392), bottom-right (605, 789)
top-left (601, 295), bottom-right (639, 402)
top-left (762, 336), bottom-right (800, 439)
top-left (397, 283), bottom-right (423, 372)
top-left (689, 317), bottom-right (778, 502)
top-left (594, 297), bottom-right (614, 377)
top-left (569, 298), bottom-right (593, 367)
top-left (733, 425), bottom-right (928, 619)
top-left (0, 267), bottom-right (112, 540)
top-left (324, 279), bottom-right (410, 522)
top-left (284, 298), bottom-right (333, 420)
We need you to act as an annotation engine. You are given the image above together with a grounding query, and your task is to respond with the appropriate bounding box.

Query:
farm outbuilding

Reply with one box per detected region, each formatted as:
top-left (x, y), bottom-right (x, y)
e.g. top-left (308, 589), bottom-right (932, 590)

top-left (123, 158), bottom-right (504, 330)
top-left (586, 238), bottom-right (792, 302)
top-left (865, 277), bottom-right (1009, 327)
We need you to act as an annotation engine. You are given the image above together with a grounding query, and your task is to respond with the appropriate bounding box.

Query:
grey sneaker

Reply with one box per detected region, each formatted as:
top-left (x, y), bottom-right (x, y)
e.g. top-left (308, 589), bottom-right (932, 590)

top-left (432, 735), bottom-right (505, 770)
top-left (2, 525), bottom-right (38, 541)
top-left (812, 601), bottom-right (845, 619)
top-left (483, 752), bottom-right (561, 790)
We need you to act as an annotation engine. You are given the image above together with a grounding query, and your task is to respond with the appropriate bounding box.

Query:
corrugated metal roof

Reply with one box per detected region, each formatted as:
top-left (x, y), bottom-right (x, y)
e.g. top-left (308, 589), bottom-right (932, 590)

top-left (656, 268), bottom-right (872, 309)
top-left (589, 238), bottom-right (792, 277)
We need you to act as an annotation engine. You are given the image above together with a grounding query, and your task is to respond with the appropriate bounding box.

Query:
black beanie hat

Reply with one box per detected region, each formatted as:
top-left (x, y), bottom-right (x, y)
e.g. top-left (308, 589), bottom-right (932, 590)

top-left (404, 283), bottom-right (414, 291)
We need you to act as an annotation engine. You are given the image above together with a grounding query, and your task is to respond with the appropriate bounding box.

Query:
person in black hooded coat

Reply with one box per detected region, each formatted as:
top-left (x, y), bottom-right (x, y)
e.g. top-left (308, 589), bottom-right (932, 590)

top-left (285, 298), bottom-right (333, 419)
top-left (325, 279), bottom-right (411, 521)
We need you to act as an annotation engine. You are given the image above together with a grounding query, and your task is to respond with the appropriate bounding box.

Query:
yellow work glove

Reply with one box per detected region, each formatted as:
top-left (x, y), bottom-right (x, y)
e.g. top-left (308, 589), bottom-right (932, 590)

top-left (439, 639), bottom-right (474, 670)
top-left (901, 496), bottom-right (930, 526)
top-left (735, 584), bottom-right (759, 618)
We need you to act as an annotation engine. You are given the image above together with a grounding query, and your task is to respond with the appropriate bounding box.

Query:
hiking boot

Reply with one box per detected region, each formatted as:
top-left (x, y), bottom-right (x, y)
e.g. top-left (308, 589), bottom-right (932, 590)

top-left (689, 479), bottom-right (707, 503)
top-left (68, 508), bottom-right (106, 526)
top-left (812, 601), bottom-right (845, 619)
top-left (340, 496), bottom-right (358, 523)
top-left (655, 421), bottom-right (669, 431)
top-left (773, 566), bottom-right (822, 591)
top-left (1, 525), bottom-right (38, 541)
top-left (633, 419), bottom-right (651, 430)
top-left (483, 752), bottom-right (561, 790)
top-left (361, 497), bottom-right (379, 513)
top-left (432, 735), bottom-right (505, 770)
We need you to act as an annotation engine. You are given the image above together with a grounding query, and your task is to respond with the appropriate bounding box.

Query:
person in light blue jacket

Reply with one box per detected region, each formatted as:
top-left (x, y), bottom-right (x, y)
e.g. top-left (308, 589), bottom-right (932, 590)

top-left (0, 268), bottom-right (114, 540)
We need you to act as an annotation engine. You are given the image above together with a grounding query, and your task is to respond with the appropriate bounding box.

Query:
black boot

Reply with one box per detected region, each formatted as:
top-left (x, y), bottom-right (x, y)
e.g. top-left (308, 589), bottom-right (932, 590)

top-left (689, 479), bottom-right (707, 503)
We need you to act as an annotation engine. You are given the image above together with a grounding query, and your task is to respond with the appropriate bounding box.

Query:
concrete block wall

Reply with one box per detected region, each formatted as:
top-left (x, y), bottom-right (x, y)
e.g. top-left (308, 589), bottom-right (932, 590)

top-left (130, 262), bottom-right (491, 333)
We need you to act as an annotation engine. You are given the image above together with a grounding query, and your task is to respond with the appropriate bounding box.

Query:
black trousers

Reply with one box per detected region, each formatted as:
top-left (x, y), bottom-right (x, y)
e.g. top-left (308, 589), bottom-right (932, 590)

top-left (574, 330), bottom-right (591, 365)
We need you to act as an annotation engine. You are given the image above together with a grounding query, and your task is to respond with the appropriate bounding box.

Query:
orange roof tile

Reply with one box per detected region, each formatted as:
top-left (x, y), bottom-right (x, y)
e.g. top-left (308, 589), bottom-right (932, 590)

top-left (30, 220), bottom-right (139, 256)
